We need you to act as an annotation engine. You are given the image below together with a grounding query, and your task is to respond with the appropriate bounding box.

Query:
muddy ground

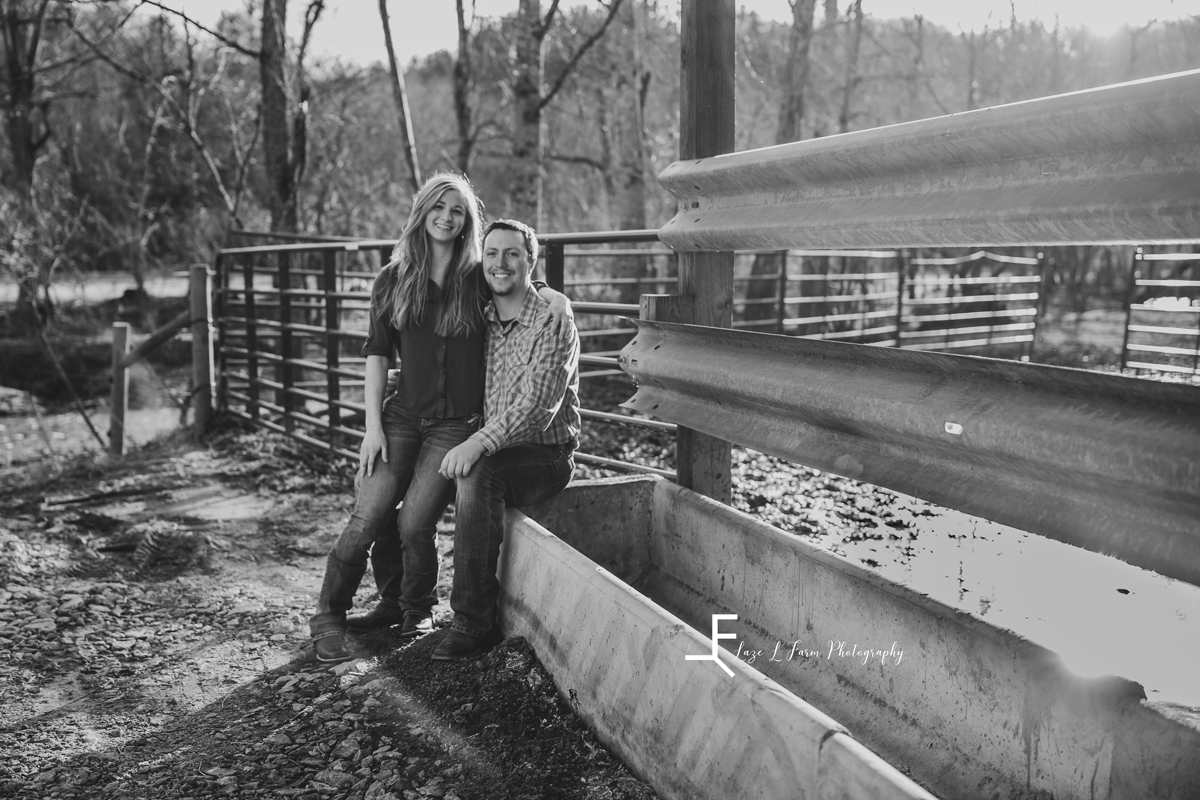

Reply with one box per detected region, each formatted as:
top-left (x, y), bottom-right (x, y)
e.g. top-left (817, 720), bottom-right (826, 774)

top-left (3, 300), bottom-right (1194, 799)
top-left (0, 424), bottom-right (657, 799)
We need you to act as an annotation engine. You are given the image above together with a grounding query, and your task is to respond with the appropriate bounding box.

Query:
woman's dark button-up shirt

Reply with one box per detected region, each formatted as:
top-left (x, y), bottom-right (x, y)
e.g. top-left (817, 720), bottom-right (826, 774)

top-left (361, 279), bottom-right (485, 420)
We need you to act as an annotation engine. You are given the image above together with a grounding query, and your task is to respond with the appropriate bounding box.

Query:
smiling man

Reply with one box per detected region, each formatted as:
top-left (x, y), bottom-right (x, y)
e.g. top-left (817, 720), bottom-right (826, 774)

top-left (432, 218), bottom-right (581, 661)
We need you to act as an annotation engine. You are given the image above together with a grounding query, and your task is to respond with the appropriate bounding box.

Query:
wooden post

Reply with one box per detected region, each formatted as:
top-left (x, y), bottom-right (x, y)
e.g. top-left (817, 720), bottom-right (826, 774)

top-left (279, 251), bottom-right (296, 432)
top-left (894, 250), bottom-right (907, 348)
top-left (544, 241), bottom-right (565, 293)
top-left (677, 0), bottom-right (735, 503)
top-left (776, 251), bottom-right (788, 334)
top-left (190, 264), bottom-right (215, 437)
top-left (324, 249), bottom-right (341, 451)
top-left (109, 322), bottom-right (131, 456)
top-left (243, 255), bottom-right (260, 420)
top-left (1119, 248), bottom-right (1140, 371)
top-left (640, 294), bottom-right (694, 325)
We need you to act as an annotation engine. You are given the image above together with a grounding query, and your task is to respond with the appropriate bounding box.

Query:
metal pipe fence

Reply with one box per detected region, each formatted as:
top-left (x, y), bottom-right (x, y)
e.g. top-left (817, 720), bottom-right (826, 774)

top-left (213, 235), bottom-right (676, 478)
top-left (215, 232), bottom-right (1046, 480)
top-left (1121, 248), bottom-right (1200, 375)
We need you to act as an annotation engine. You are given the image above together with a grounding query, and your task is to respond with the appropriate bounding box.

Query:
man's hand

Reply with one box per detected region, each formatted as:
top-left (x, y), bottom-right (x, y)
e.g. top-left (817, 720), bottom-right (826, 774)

top-left (359, 426), bottom-right (388, 478)
top-left (439, 438), bottom-right (487, 479)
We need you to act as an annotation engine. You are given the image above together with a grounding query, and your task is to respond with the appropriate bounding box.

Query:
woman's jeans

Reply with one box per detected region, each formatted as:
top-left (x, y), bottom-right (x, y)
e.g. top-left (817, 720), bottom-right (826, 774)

top-left (309, 403), bottom-right (477, 639)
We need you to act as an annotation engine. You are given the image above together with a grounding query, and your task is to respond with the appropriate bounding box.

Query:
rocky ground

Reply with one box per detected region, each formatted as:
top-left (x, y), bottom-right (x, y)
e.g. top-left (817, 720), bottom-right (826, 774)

top-left (5, 305), bottom-right (1194, 799)
top-left (0, 423), bottom-right (657, 800)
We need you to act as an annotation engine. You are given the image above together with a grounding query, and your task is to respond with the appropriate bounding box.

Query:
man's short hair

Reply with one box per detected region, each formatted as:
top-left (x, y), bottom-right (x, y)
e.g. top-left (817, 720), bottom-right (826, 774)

top-left (483, 218), bottom-right (538, 266)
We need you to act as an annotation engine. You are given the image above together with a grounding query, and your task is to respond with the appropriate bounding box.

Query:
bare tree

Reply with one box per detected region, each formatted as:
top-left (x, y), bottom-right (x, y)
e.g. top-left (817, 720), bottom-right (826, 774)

top-left (260, 0), bottom-right (324, 233)
top-left (0, 0), bottom-right (61, 202)
top-left (746, 0), bottom-right (817, 328)
top-left (837, 0), bottom-right (863, 133)
top-left (777, 0), bottom-right (817, 143)
top-left (1, 0), bottom-right (108, 326)
top-left (68, 14), bottom-right (258, 224)
top-left (377, 0), bottom-right (420, 194)
top-left (604, 0), bottom-right (649, 302)
top-left (453, 0), bottom-right (473, 173)
top-left (511, 0), bottom-right (623, 227)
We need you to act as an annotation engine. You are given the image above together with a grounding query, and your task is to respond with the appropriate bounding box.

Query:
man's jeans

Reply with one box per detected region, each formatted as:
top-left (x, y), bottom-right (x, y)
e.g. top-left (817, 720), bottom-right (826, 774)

top-left (309, 403), bottom-right (476, 639)
top-left (449, 443), bottom-right (574, 637)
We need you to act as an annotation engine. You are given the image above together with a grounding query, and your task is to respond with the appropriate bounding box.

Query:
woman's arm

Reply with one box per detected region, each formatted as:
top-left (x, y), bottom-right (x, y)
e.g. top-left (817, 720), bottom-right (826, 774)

top-left (536, 285), bottom-right (574, 337)
top-left (359, 355), bottom-right (391, 477)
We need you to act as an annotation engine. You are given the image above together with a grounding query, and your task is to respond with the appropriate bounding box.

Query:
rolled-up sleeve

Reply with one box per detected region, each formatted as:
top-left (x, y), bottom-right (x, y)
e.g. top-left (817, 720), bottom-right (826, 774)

top-left (361, 281), bottom-right (397, 362)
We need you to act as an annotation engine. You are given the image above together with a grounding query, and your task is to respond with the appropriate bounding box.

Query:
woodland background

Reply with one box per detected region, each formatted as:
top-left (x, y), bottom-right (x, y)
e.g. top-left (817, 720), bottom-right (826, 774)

top-left (3, 0), bottom-right (1200, 331)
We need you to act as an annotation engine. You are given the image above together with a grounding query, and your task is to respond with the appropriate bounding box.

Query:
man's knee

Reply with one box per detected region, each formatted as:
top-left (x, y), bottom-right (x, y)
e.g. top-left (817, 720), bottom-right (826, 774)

top-left (455, 462), bottom-right (496, 504)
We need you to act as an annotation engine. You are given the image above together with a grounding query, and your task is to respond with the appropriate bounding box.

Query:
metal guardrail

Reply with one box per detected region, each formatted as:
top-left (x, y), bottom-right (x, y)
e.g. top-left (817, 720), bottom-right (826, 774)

top-left (619, 320), bottom-right (1200, 586)
top-left (658, 69), bottom-right (1200, 250)
top-left (1122, 249), bottom-right (1200, 375)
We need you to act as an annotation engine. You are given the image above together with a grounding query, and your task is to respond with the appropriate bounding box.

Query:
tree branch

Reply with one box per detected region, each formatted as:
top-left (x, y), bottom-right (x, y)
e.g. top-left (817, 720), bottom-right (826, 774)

top-left (298, 0), bottom-right (326, 70)
top-left (539, 0), bottom-right (624, 111)
top-left (67, 19), bottom-right (243, 218)
top-left (538, 0), bottom-right (563, 37)
top-left (24, 0), bottom-right (55, 74)
top-left (547, 150), bottom-right (605, 170)
top-left (133, 0), bottom-right (261, 58)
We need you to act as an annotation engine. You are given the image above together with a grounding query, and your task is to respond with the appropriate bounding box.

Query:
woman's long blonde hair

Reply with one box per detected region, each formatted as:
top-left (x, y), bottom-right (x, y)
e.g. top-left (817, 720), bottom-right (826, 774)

top-left (375, 172), bottom-right (484, 337)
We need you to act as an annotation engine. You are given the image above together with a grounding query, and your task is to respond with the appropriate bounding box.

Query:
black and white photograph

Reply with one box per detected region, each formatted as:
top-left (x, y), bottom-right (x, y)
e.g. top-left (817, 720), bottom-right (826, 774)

top-left (2, 1), bottom-right (1199, 797)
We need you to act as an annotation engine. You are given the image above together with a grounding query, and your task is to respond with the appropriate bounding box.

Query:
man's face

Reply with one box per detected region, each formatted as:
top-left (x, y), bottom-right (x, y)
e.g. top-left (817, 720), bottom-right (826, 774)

top-left (482, 229), bottom-right (531, 297)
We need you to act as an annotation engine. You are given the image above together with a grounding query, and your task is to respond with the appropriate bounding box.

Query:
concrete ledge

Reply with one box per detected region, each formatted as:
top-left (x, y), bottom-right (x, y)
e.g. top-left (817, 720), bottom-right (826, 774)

top-left (521, 477), bottom-right (1200, 800)
top-left (498, 506), bottom-right (937, 800)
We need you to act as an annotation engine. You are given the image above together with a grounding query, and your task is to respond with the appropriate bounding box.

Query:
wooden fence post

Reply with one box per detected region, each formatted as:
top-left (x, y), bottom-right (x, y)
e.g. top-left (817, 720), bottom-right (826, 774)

top-left (894, 250), bottom-right (907, 348)
top-left (190, 264), bottom-right (215, 437)
top-left (324, 249), bottom-right (341, 452)
top-left (677, 0), bottom-right (735, 504)
top-left (544, 241), bottom-right (565, 293)
top-left (109, 322), bottom-right (131, 456)
top-left (776, 251), bottom-right (788, 334)
top-left (1119, 247), bottom-right (1141, 370)
top-left (279, 252), bottom-right (296, 432)
top-left (640, 294), bottom-right (694, 484)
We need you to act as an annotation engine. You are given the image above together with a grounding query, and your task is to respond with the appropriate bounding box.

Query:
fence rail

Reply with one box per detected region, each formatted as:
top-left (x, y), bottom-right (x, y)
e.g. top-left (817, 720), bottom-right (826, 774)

top-left (214, 234), bottom-right (1043, 476)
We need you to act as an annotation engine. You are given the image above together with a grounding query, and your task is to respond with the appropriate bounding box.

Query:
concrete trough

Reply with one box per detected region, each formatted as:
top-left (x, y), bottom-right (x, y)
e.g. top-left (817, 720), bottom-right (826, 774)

top-left (505, 476), bottom-right (1200, 800)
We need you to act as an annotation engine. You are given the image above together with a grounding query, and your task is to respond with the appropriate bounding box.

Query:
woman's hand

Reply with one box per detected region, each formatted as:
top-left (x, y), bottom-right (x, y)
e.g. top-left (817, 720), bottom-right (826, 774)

top-left (358, 425), bottom-right (388, 479)
top-left (540, 287), bottom-right (574, 337)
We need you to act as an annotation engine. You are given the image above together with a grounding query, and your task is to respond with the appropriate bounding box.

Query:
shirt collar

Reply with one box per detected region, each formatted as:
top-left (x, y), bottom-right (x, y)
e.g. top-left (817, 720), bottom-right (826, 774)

top-left (485, 285), bottom-right (543, 329)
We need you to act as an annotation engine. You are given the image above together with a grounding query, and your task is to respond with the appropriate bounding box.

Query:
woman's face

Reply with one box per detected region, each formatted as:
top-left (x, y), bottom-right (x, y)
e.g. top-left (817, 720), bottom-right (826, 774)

top-left (424, 189), bottom-right (468, 245)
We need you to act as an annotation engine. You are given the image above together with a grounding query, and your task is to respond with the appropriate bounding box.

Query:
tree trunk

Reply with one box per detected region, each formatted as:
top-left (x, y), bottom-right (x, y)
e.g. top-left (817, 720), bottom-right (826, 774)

top-left (260, 0), bottom-right (297, 232)
top-left (454, 0), bottom-right (473, 173)
top-left (776, 0), bottom-right (816, 144)
top-left (748, 0), bottom-right (817, 328)
top-left (379, 0), bottom-right (421, 194)
top-left (964, 30), bottom-right (979, 110)
top-left (837, 0), bottom-right (863, 133)
top-left (907, 15), bottom-right (923, 109)
top-left (511, 0), bottom-right (546, 226)
top-left (2, 0), bottom-right (54, 329)
top-left (609, 0), bottom-right (649, 304)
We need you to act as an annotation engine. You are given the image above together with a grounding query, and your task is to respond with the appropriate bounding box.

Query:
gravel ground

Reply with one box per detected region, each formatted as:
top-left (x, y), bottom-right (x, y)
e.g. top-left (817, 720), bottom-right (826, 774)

top-left (0, 425), bottom-right (657, 800)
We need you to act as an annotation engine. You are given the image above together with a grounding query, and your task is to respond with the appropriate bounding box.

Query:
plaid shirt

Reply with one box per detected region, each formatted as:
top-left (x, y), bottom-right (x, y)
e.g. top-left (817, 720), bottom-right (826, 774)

top-left (468, 287), bottom-right (580, 455)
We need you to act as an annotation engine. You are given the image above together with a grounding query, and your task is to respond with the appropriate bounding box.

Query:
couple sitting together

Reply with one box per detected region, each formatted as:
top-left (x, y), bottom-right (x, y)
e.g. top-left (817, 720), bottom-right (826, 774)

top-left (308, 172), bottom-right (580, 664)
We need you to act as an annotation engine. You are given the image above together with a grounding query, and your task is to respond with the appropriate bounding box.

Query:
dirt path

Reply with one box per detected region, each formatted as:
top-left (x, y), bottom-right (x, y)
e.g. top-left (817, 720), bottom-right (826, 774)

top-left (0, 427), bottom-right (655, 799)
